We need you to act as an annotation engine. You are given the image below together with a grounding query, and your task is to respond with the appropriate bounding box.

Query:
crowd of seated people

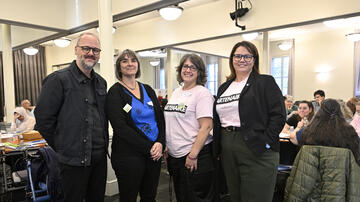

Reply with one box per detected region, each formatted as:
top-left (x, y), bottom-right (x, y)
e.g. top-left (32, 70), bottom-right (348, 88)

top-left (285, 98), bottom-right (360, 201)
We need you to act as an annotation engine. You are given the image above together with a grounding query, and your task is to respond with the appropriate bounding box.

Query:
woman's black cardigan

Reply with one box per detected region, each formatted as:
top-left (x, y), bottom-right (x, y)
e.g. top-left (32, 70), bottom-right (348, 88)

top-left (106, 82), bottom-right (165, 158)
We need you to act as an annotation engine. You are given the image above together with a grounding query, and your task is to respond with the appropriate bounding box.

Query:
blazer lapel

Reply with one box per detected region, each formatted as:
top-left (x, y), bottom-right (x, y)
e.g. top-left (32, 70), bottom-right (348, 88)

top-left (240, 71), bottom-right (257, 97)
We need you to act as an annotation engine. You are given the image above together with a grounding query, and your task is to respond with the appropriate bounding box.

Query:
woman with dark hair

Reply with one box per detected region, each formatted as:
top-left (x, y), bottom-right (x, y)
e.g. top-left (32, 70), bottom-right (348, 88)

top-left (300, 98), bottom-right (360, 164)
top-left (106, 49), bottom-right (165, 201)
top-left (213, 41), bottom-right (286, 202)
top-left (283, 100), bottom-right (314, 133)
top-left (164, 54), bottom-right (216, 202)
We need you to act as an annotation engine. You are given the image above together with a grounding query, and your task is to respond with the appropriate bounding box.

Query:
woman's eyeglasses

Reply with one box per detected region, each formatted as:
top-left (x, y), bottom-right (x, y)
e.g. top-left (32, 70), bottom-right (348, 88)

top-left (182, 65), bottom-right (198, 71)
top-left (233, 54), bottom-right (253, 62)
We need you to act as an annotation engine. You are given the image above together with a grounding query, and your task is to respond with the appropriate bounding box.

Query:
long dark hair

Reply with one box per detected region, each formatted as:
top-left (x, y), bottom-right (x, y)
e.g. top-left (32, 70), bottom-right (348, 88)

top-left (300, 98), bottom-right (360, 165)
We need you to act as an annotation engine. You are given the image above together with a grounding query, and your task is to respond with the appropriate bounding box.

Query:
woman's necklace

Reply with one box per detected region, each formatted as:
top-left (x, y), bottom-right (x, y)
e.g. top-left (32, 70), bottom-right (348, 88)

top-left (121, 80), bottom-right (136, 90)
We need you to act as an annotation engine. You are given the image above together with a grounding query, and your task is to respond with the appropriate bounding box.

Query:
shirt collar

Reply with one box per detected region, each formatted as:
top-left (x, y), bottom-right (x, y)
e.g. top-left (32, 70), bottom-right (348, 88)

top-left (70, 60), bottom-right (96, 83)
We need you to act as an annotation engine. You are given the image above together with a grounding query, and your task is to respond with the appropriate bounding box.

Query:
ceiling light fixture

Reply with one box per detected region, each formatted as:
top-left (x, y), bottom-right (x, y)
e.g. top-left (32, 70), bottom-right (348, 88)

top-left (150, 59), bottom-right (160, 67)
top-left (323, 18), bottom-right (347, 28)
top-left (23, 47), bottom-right (39, 55)
top-left (138, 50), bottom-right (167, 58)
top-left (54, 38), bottom-right (71, 47)
top-left (278, 41), bottom-right (293, 51)
top-left (346, 33), bottom-right (360, 42)
top-left (159, 5), bottom-right (183, 21)
top-left (96, 26), bottom-right (116, 34)
top-left (241, 32), bottom-right (258, 41)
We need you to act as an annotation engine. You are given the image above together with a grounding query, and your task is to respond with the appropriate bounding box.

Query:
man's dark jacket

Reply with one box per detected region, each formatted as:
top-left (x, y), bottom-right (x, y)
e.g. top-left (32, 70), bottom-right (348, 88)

top-left (213, 71), bottom-right (286, 156)
top-left (35, 60), bottom-right (108, 166)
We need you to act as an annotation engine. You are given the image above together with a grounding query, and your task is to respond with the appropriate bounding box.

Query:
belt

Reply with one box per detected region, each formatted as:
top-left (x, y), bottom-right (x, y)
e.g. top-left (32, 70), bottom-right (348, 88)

top-left (222, 126), bottom-right (241, 132)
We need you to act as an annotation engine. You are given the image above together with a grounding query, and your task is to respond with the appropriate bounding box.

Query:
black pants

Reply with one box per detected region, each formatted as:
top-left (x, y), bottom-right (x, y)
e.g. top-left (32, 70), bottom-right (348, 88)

top-left (167, 144), bottom-right (217, 202)
top-left (58, 152), bottom-right (107, 202)
top-left (111, 155), bottom-right (161, 202)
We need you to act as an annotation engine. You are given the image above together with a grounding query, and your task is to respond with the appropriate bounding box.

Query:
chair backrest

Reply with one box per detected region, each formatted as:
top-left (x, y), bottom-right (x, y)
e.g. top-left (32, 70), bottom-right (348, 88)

top-left (284, 145), bottom-right (360, 202)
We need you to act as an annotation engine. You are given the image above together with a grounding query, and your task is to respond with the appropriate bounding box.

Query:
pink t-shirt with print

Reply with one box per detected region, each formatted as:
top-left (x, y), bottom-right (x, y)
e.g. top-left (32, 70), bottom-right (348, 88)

top-left (164, 85), bottom-right (214, 158)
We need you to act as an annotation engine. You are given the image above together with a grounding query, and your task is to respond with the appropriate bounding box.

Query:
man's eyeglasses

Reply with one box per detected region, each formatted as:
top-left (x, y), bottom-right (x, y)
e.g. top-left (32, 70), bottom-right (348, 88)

top-left (77, 46), bottom-right (101, 55)
top-left (233, 54), bottom-right (253, 62)
top-left (182, 65), bottom-right (198, 71)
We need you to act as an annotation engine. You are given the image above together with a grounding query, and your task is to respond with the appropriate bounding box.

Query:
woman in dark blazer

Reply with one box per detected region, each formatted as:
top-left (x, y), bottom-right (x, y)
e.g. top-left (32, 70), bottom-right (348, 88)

top-left (213, 41), bottom-right (286, 202)
top-left (106, 49), bottom-right (165, 202)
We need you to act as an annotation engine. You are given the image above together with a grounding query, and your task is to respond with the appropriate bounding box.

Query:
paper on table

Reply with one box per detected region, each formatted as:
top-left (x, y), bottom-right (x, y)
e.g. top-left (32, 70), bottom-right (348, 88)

top-left (1, 134), bottom-right (14, 139)
top-left (279, 133), bottom-right (290, 138)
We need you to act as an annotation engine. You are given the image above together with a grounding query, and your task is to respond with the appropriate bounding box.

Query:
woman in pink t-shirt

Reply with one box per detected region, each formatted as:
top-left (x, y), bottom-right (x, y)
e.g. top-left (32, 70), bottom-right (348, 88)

top-left (164, 54), bottom-right (217, 202)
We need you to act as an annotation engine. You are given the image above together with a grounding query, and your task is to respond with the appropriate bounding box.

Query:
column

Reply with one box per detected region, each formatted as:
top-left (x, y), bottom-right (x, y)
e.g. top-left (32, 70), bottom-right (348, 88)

top-left (98, 0), bottom-right (115, 87)
top-left (98, 0), bottom-right (117, 197)
top-left (262, 31), bottom-right (270, 74)
top-left (1, 24), bottom-right (15, 123)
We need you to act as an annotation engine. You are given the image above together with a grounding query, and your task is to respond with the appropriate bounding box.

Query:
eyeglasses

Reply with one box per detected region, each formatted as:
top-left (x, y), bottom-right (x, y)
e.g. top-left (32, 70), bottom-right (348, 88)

top-left (233, 54), bottom-right (253, 62)
top-left (182, 65), bottom-right (198, 71)
top-left (77, 46), bottom-right (101, 55)
top-left (121, 58), bottom-right (137, 64)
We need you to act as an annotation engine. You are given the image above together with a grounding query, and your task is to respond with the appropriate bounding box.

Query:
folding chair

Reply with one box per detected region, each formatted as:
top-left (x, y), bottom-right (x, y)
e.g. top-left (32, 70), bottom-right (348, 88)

top-left (25, 150), bottom-right (51, 202)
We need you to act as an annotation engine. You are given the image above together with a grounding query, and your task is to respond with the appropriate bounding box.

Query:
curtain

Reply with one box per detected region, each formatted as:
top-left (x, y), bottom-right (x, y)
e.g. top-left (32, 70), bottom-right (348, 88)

top-left (13, 46), bottom-right (46, 106)
top-left (0, 53), bottom-right (4, 121)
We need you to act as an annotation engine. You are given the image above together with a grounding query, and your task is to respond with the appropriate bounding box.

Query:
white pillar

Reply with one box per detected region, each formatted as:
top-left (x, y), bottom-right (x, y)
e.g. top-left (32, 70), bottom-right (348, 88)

top-left (98, 1), bottom-right (117, 196)
top-left (262, 31), bottom-right (270, 74)
top-left (98, 0), bottom-right (115, 88)
top-left (1, 24), bottom-right (15, 123)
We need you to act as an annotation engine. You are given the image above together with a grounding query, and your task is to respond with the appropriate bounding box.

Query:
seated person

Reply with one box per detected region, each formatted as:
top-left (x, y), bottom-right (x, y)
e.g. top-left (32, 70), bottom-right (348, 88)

top-left (300, 98), bottom-right (360, 165)
top-left (337, 99), bottom-right (353, 122)
top-left (292, 99), bottom-right (355, 145)
top-left (282, 100), bottom-right (314, 133)
top-left (21, 99), bottom-right (35, 117)
top-left (10, 107), bottom-right (36, 133)
top-left (313, 89), bottom-right (325, 112)
top-left (288, 120), bottom-right (305, 145)
top-left (346, 97), bottom-right (360, 116)
top-left (284, 95), bottom-right (298, 116)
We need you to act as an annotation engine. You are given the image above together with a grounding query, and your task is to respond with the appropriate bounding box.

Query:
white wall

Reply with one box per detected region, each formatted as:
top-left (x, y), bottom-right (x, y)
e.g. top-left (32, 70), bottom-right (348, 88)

top-left (112, 0), bottom-right (360, 51)
top-left (42, 0), bottom-right (360, 101)
top-left (0, 0), bottom-right (66, 28)
top-left (293, 28), bottom-right (355, 101)
top-left (138, 57), bottom-right (155, 86)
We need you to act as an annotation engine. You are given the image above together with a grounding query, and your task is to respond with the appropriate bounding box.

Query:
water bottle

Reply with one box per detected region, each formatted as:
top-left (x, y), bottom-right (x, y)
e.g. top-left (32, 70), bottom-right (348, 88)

top-left (303, 117), bottom-right (309, 126)
top-left (290, 126), bottom-right (294, 132)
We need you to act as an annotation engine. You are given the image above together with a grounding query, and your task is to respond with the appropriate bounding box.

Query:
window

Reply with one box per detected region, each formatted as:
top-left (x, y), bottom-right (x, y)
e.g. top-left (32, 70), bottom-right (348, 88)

top-left (354, 41), bottom-right (360, 96)
top-left (271, 56), bottom-right (289, 95)
top-left (206, 63), bottom-right (218, 95)
top-left (270, 39), bottom-right (294, 95)
top-left (204, 55), bottom-right (219, 95)
top-left (154, 58), bottom-right (166, 89)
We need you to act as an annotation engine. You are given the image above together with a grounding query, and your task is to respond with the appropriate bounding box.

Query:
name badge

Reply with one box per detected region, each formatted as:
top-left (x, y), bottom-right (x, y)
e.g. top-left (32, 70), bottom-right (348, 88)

top-left (123, 104), bottom-right (132, 113)
top-left (147, 101), bottom-right (153, 106)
